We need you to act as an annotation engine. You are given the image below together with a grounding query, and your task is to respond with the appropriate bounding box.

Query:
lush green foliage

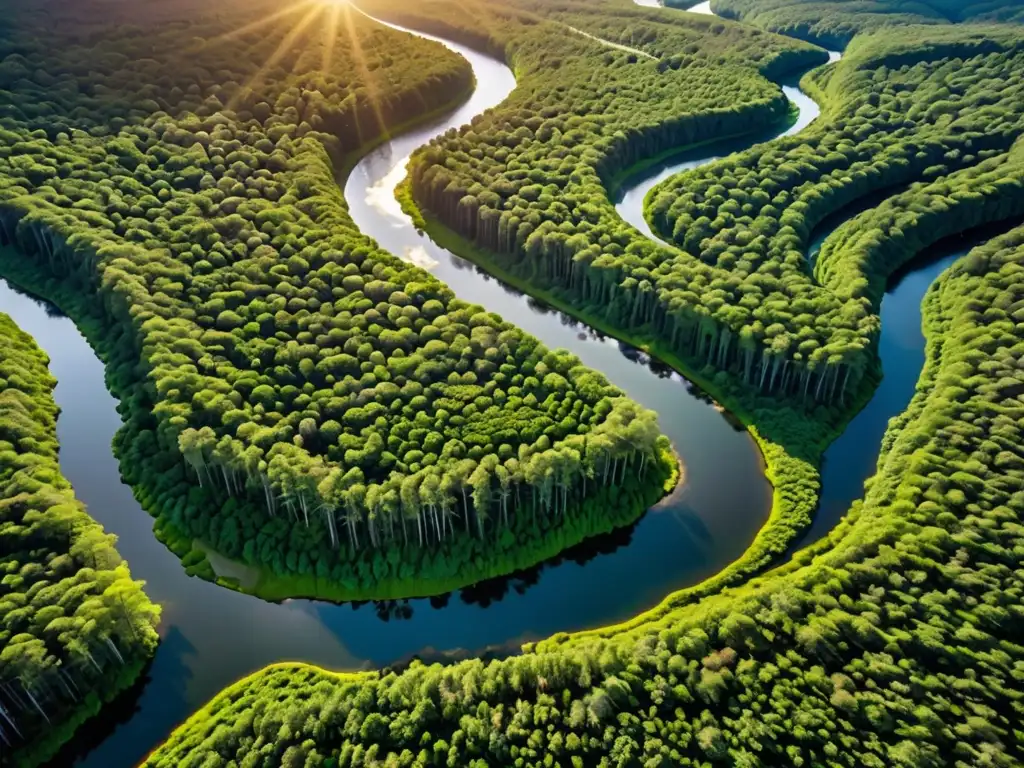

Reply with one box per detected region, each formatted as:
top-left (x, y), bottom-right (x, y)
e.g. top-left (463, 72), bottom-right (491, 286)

top-left (390, 3), bottom-right (1018, 620)
top-left (8, 0), bottom-right (1024, 764)
top-left (141, 3), bottom-right (1024, 763)
top-left (704, 0), bottom-right (1024, 48)
top-left (404, 0), bottom-right (1024, 415)
top-left (646, 25), bottom-right (1024, 402)
top-left (394, 0), bottom-right (841, 404)
top-left (0, 311), bottom-right (160, 767)
top-left (0, 0), bottom-right (673, 598)
top-left (144, 211), bottom-right (1024, 764)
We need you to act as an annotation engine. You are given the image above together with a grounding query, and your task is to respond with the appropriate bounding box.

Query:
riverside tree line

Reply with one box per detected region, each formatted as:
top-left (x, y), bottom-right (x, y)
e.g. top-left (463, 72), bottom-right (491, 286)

top-left (0, 311), bottom-right (159, 767)
top-left (398, 0), bottom-right (1024, 412)
top-left (701, 0), bottom-right (1024, 49)
top-left (145, 215), bottom-right (1024, 767)
top-left (142, 2), bottom-right (1024, 766)
top-left (0, 0), bottom-right (673, 599)
top-left (646, 24), bottom-right (1024, 397)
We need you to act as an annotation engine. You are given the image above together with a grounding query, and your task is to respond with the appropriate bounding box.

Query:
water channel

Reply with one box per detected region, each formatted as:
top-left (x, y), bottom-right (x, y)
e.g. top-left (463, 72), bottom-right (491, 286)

top-left (0, 2), bottom-right (985, 765)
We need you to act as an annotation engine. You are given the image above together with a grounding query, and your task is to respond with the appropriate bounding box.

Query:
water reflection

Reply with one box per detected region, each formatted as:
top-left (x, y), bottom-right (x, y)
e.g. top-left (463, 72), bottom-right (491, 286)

top-left (0, 11), bottom-right (772, 766)
top-left (796, 220), bottom-right (1024, 553)
top-left (291, 496), bottom-right (712, 625)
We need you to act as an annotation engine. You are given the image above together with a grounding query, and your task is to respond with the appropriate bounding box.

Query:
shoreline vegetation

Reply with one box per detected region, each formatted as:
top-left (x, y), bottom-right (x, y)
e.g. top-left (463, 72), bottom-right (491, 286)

top-left (144, 3), bottom-right (1024, 766)
top-left (230, 445), bottom-right (679, 603)
top-left (384, 0), bottom-right (863, 615)
top-left (0, 0), bottom-right (678, 606)
top-left (396, 171), bottom-right (880, 625)
top-left (143, 212), bottom-right (1024, 767)
top-left (0, 248), bottom-right (679, 607)
top-left (2, 0), bottom-right (1024, 765)
top-left (0, 312), bottom-right (160, 768)
top-left (703, 0), bottom-right (1024, 49)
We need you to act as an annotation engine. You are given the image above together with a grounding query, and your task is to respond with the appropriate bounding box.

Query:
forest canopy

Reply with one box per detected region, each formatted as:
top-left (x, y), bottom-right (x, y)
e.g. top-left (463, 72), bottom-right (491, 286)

top-left (0, 310), bottom-right (160, 768)
top-left (145, 217), bottom-right (1024, 767)
top-left (2, 0), bottom-right (1024, 765)
top-left (143, 3), bottom-right (1024, 766)
top-left (0, 0), bottom-right (675, 599)
top-left (702, 0), bottom-right (1024, 47)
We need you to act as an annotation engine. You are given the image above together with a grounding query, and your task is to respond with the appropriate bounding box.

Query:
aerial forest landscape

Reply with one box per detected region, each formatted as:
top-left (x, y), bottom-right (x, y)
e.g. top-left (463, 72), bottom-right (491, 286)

top-left (1, 0), bottom-right (1023, 764)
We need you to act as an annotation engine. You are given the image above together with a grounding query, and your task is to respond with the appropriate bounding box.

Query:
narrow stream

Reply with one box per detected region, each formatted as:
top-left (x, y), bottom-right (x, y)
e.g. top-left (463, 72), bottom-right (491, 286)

top-left (0, 11), bottom-right (770, 767)
top-left (0, 4), bottom-right (981, 767)
top-left (616, 2), bottom-right (1000, 558)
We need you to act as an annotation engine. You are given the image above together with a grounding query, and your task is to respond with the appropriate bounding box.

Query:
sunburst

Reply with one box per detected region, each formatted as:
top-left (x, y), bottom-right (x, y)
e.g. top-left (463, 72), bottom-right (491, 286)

top-left (227, 5), bottom-right (325, 111)
top-left (173, 0), bottom-right (388, 126)
top-left (339, 3), bottom-right (390, 143)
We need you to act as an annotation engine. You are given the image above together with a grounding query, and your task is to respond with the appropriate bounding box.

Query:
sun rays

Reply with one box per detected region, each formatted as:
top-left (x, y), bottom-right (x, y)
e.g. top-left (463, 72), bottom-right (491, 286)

top-left (208, 0), bottom-right (320, 45)
top-left (339, 3), bottom-right (390, 142)
top-left (171, 0), bottom-right (384, 120)
top-left (226, 4), bottom-right (324, 111)
top-left (322, 3), bottom-right (343, 74)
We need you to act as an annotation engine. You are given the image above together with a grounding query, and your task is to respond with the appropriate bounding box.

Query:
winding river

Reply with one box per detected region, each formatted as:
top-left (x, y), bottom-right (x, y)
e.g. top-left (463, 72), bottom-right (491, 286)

top-left (0, 3), bottom-right (983, 766)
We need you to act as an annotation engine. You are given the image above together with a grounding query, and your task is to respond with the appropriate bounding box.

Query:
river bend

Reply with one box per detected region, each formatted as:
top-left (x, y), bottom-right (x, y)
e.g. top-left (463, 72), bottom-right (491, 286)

top-left (0, 3), bottom-right (968, 765)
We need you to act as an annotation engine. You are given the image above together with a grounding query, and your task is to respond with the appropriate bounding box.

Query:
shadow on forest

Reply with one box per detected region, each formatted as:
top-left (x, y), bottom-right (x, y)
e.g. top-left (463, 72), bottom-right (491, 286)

top-left (44, 628), bottom-right (196, 768)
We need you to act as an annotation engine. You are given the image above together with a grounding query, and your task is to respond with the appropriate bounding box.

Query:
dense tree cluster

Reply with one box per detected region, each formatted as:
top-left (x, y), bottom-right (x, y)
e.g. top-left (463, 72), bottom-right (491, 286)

top-left (136, 5), bottom-right (1024, 764)
top-left (0, 312), bottom-right (160, 768)
top-left (0, 0), bottom-right (673, 598)
top-left (400, 0), bottom-right (1024, 415)
top-left (385, 0), bottom-right (835, 394)
top-left (144, 215), bottom-right (1024, 765)
top-left (703, 0), bottom-right (1024, 48)
top-left (814, 141), bottom-right (1024, 304)
top-left (7, 0), bottom-right (1024, 764)
top-left (644, 25), bottom-right (1024, 403)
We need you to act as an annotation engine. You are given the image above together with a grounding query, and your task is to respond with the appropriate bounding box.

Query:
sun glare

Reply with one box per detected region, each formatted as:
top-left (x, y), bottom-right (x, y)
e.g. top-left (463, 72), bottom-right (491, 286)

top-left (181, 0), bottom-right (386, 131)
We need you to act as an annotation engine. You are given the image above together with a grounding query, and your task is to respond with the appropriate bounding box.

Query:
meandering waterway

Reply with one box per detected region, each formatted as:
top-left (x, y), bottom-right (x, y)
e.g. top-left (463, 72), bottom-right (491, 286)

top-left (0, 3), bottom-right (986, 766)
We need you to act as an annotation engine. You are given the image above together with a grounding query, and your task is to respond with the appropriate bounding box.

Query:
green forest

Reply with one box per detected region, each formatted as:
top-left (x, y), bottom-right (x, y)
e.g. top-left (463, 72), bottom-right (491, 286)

top-left (646, 24), bottom-right (1024, 391)
top-left (1, 0), bottom-right (1024, 764)
top-left (0, 0), bottom-right (676, 602)
top-left (703, 0), bottom-right (1024, 48)
top-left (145, 218), bottom-right (1024, 764)
top-left (0, 312), bottom-right (160, 767)
top-left (407, 0), bottom-right (1024, 413)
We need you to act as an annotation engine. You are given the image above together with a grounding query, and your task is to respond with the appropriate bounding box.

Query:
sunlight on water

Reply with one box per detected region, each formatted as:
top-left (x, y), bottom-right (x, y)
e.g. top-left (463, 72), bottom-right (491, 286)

top-left (364, 154), bottom-right (412, 220)
top-left (402, 245), bottom-right (440, 270)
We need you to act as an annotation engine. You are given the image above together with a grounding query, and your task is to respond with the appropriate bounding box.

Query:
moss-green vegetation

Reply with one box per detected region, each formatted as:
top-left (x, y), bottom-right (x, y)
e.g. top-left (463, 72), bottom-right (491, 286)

top-left (7, 0), bottom-right (1024, 763)
top-left (647, 24), bottom-right (1024, 400)
top-left (704, 0), bottom-right (1024, 48)
top-left (401, 176), bottom-right (869, 610)
top-left (144, 218), bottom-right (1024, 765)
top-left (398, 0), bottom-right (1024, 417)
top-left (391, 0), bottom-right (830, 364)
top-left (375, 0), bottom-right (848, 597)
top-left (219, 442), bottom-right (677, 603)
top-left (0, 0), bottom-right (675, 599)
top-left (139, 1), bottom-right (1024, 763)
top-left (146, 219), bottom-right (1024, 765)
top-left (0, 312), bottom-right (160, 767)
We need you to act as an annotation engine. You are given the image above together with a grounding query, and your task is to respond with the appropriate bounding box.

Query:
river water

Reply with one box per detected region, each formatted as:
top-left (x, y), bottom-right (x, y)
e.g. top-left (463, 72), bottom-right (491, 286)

top-left (0, 4), bottom-right (980, 766)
